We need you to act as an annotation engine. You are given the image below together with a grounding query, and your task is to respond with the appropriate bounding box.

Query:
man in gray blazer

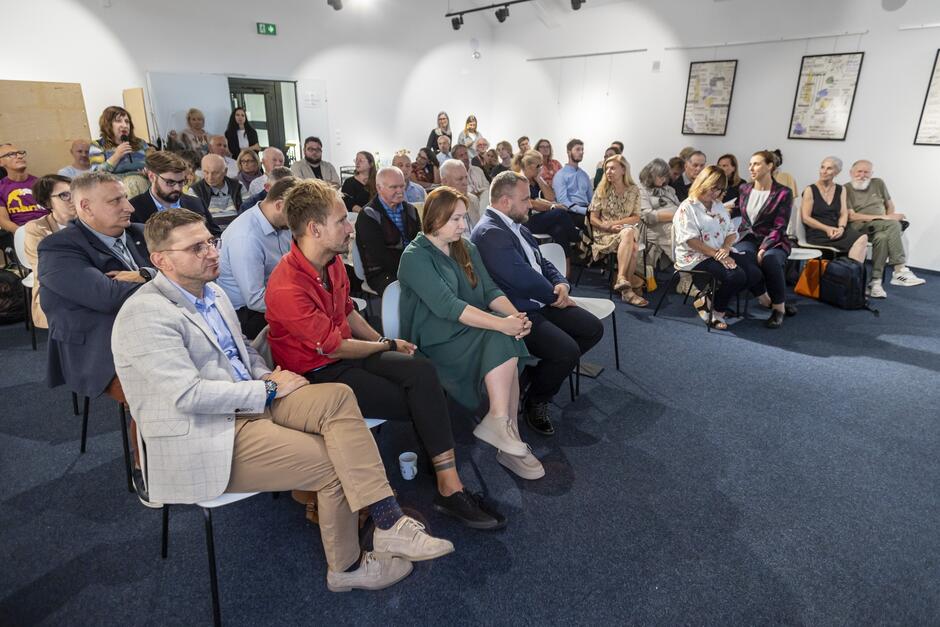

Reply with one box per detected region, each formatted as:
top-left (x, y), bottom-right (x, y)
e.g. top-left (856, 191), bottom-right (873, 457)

top-left (111, 208), bottom-right (453, 592)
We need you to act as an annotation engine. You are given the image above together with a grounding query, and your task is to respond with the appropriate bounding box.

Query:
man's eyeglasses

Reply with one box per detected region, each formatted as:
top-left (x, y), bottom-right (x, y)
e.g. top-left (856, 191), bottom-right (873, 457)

top-left (157, 173), bottom-right (187, 189)
top-left (162, 238), bottom-right (221, 258)
top-left (51, 191), bottom-right (72, 202)
top-left (0, 150), bottom-right (27, 159)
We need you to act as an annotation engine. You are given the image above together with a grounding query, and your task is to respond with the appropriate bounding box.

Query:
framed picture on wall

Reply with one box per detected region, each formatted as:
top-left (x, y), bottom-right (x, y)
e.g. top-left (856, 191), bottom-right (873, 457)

top-left (788, 52), bottom-right (864, 141)
top-left (681, 60), bottom-right (738, 136)
top-left (914, 49), bottom-right (940, 146)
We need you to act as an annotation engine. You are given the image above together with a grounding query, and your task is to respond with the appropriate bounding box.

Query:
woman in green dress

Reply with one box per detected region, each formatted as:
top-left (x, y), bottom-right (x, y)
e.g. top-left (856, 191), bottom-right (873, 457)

top-left (398, 186), bottom-right (544, 479)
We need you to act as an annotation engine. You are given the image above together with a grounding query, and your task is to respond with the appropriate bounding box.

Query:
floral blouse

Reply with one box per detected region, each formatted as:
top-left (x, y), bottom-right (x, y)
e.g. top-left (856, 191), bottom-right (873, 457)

top-left (672, 198), bottom-right (736, 270)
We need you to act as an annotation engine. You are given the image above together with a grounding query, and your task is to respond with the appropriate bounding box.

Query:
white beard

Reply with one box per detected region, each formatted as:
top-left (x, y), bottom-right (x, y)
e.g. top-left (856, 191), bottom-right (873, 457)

top-left (850, 179), bottom-right (871, 191)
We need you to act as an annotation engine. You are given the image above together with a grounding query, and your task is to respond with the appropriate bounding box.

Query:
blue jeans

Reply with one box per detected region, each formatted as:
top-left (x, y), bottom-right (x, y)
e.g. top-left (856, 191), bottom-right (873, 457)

top-left (735, 238), bottom-right (788, 305)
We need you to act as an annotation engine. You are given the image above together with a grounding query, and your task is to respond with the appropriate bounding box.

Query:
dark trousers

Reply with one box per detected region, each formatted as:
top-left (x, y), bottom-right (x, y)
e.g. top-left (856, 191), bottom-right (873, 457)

top-left (305, 351), bottom-right (455, 458)
top-left (528, 208), bottom-right (579, 253)
top-left (236, 307), bottom-right (267, 340)
top-left (523, 304), bottom-right (604, 404)
top-left (736, 238), bottom-right (788, 305)
top-left (691, 252), bottom-right (763, 312)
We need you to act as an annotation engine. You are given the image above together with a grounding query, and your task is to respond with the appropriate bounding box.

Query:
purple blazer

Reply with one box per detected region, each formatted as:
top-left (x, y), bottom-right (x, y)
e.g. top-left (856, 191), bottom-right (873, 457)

top-left (733, 180), bottom-right (793, 254)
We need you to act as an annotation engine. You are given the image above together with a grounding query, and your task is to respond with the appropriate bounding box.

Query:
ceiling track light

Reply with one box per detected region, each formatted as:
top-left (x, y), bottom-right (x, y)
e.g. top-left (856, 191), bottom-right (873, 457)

top-left (571, 0), bottom-right (585, 9)
top-left (327, 0), bottom-right (342, 9)
top-left (445, 0), bottom-right (532, 29)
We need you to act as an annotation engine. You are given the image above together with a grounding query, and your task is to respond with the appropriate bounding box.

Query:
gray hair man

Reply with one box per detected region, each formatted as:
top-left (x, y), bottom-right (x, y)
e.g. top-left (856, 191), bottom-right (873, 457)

top-left (440, 158), bottom-right (481, 228)
top-left (248, 147), bottom-right (286, 196)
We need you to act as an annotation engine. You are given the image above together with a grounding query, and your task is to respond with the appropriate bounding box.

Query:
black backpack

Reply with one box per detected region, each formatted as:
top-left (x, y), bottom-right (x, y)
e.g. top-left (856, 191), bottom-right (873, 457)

top-left (0, 269), bottom-right (25, 325)
top-left (819, 257), bottom-right (877, 315)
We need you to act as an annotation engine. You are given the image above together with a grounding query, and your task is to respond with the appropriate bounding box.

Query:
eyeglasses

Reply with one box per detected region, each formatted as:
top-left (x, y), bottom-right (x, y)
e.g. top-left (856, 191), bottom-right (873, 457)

top-left (51, 191), bottom-right (72, 202)
top-left (157, 173), bottom-right (187, 188)
top-left (161, 238), bottom-right (221, 258)
top-left (0, 150), bottom-right (26, 159)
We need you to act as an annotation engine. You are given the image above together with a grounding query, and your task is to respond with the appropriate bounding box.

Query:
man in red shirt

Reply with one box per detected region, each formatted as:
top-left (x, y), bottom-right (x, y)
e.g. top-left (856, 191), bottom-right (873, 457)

top-left (265, 179), bottom-right (505, 530)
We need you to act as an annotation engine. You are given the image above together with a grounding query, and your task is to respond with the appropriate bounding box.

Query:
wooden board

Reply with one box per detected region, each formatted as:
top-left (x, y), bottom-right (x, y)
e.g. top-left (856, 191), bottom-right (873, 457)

top-left (0, 80), bottom-right (91, 177)
top-left (122, 87), bottom-right (152, 143)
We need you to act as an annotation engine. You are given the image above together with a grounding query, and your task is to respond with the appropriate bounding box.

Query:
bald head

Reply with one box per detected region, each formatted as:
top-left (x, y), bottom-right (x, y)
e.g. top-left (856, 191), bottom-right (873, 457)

top-left (208, 135), bottom-right (228, 157)
top-left (201, 153), bottom-right (227, 187)
top-left (392, 154), bottom-right (413, 181)
top-left (440, 159), bottom-right (468, 194)
top-left (376, 166), bottom-right (405, 206)
top-left (261, 147), bottom-right (285, 172)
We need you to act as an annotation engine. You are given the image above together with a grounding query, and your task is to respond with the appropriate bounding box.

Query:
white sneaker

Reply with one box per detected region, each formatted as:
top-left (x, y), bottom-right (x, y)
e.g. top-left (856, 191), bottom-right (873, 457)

top-left (473, 414), bottom-right (528, 457)
top-left (496, 447), bottom-right (546, 480)
top-left (372, 516), bottom-right (454, 562)
top-left (890, 268), bottom-right (926, 287)
top-left (326, 551), bottom-right (412, 592)
top-left (868, 281), bottom-right (887, 299)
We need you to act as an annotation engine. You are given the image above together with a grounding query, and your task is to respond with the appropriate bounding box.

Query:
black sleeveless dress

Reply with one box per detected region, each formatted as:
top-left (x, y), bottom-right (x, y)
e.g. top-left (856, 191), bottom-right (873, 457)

top-left (804, 184), bottom-right (864, 252)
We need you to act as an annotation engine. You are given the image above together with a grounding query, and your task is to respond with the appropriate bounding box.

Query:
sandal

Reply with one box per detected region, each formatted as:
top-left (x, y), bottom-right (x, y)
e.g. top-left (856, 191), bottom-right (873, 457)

top-left (621, 289), bottom-right (649, 307)
top-left (709, 318), bottom-right (729, 330)
top-left (613, 277), bottom-right (630, 292)
top-left (693, 295), bottom-right (712, 322)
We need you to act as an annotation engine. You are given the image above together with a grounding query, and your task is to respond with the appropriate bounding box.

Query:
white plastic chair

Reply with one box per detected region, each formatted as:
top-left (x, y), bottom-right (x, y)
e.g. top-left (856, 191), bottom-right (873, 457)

top-left (350, 240), bottom-right (378, 296)
top-left (540, 243), bottom-right (620, 372)
top-left (381, 280), bottom-right (401, 339)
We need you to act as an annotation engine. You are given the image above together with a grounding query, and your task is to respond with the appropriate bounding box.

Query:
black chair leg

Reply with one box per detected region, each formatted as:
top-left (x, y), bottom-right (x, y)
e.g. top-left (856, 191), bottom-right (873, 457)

top-left (568, 373), bottom-right (575, 402)
top-left (653, 272), bottom-right (679, 316)
top-left (161, 505), bottom-right (170, 559)
top-left (576, 358), bottom-right (581, 395)
top-left (119, 403), bottom-right (133, 493)
top-left (612, 311), bottom-right (621, 371)
top-left (22, 285), bottom-right (29, 331)
top-left (80, 396), bottom-right (90, 453)
top-left (203, 508), bottom-right (222, 627)
top-left (71, 392), bottom-right (79, 416)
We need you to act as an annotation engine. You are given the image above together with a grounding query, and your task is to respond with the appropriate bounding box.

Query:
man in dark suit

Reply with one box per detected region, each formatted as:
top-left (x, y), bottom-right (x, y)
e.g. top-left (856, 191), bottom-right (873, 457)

top-left (38, 171), bottom-right (155, 467)
top-left (355, 167), bottom-right (420, 295)
top-left (129, 151), bottom-right (221, 236)
top-left (471, 171), bottom-right (603, 436)
top-left (191, 153), bottom-right (243, 226)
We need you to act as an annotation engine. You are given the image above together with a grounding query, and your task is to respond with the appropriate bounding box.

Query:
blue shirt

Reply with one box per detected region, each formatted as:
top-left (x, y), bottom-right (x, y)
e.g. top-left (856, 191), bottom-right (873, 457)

top-left (552, 164), bottom-right (593, 215)
top-left (217, 204), bottom-right (292, 311)
top-left (405, 181), bottom-right (427, 204)
top-left (149, 189), bottom-right (181, 212)
top-left (378, 196), bottom-right (410, 245)
top-left (168, 278), bottom-right (251, 382)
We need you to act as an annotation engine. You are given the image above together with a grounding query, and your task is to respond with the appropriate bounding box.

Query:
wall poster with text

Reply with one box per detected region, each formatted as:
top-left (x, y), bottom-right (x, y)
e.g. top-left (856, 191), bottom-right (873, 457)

top-left (788, 52), bottom-right (864, 141)
top-left (682, 60), bottom-right (738, 136)
top-left (914, 49), bottom-right (940, 146)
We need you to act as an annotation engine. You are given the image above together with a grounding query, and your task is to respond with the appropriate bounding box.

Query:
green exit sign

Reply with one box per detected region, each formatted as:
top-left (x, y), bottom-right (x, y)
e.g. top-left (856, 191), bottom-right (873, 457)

top-left (256, 22), bottom-right (277, 36)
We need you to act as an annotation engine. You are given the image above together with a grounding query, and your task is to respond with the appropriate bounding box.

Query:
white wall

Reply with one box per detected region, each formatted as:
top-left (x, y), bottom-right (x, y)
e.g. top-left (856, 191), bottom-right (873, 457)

top-left (3, 0), bottom-right (939, 268)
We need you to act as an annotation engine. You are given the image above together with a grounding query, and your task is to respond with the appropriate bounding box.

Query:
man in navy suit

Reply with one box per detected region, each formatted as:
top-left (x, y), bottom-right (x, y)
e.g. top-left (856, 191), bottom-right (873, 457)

top-left (39, 171), bottom-right (155, 467)
top-left (128, 151), bottom-right (221, 236)
top-left (471, 171), bottom-right (603, 435)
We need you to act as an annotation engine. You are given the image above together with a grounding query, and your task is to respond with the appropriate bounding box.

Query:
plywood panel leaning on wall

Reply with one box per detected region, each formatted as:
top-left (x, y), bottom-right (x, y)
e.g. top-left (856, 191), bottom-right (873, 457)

top-left (0, 80), bottom-right (91, 178)
top-left (122, 88), bottom-right (152, 144)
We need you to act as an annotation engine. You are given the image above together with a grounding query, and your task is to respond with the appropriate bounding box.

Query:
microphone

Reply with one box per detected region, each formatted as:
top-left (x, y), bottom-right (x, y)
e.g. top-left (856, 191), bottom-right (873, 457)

top-left (117, 134), bottom-right (130, 164)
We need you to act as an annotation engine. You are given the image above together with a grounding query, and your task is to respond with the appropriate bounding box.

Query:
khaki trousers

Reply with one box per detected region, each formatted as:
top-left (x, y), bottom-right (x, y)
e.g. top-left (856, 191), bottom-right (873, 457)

top-left (849, 219), bottom-right (906, 280)
top-left (225, 383), bottom-right (393, 571)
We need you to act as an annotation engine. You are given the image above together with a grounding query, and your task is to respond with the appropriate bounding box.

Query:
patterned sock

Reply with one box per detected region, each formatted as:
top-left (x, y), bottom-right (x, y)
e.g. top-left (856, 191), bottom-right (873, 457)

top-left (370, 495), bottom-right (404, 530)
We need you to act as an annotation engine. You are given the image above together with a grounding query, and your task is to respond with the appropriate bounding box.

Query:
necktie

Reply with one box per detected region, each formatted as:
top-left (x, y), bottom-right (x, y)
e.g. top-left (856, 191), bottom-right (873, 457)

top-left (113, 238), bottom-right (138, 271)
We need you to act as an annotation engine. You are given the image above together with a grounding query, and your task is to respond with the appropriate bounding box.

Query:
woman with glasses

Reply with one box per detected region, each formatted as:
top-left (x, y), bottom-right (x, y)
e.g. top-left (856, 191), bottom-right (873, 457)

top-left (673, 166), bottom-right (762, 330)
top-left (23, 175), bottom-right (77, 328)
top-left (426, 111), bottom-right (452, 155)
top-left (89, 105), bottom-right (151, 197)
top-left (235, 149), bottom-right (263, 195)
top-left (535, 139), bottom-right (563, 186)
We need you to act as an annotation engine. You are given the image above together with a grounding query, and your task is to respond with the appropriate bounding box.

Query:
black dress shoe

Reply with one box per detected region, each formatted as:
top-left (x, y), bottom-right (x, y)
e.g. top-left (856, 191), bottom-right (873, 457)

top-left (765, 309), bottom-right (785, 329)
top-left (433, 490), bottom-right (505, 530)
top-left (524, 401), bottom-right (555, 436)
top-left (784, 302), bottom-right (798, 317)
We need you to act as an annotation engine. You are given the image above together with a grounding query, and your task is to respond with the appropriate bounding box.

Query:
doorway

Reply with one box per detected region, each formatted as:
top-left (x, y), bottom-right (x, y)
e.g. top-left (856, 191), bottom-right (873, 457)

top-left (228, 78), bottom-right (301, 161)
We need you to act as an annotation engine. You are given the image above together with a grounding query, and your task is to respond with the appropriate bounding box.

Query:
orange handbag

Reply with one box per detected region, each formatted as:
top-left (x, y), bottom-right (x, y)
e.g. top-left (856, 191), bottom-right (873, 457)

top-left (795, 259), bottom-right (828, 298)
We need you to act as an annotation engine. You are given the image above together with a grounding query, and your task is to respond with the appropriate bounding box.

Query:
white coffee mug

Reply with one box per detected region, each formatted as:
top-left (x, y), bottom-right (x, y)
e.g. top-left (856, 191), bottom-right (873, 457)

top-left (398, 451), bottom-right (418, 480)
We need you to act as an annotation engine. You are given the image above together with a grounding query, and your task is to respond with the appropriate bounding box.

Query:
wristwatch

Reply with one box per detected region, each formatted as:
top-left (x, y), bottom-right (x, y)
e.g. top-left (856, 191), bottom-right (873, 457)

top-left (378, 336), bottom-right (398, 353)
top-left (264, 379), bottom-right (278, 406)
top-left (139, 267), bottom-right (154, 282)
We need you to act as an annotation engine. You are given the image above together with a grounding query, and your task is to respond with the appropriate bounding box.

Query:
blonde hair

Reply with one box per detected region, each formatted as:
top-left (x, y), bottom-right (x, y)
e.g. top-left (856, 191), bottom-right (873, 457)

top-left (511, 149), bottom-right (542, 176)
top-left (688, 165), bottom-right (728, 202)
top-left (595, 154), bottom-right (637, 198)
